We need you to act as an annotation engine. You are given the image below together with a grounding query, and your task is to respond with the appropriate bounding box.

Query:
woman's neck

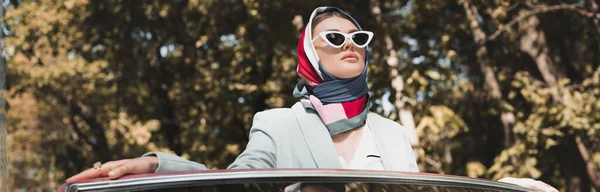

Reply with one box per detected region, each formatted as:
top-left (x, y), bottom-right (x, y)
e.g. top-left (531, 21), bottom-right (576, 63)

top-left (331, 124), bottom-right (365, 166)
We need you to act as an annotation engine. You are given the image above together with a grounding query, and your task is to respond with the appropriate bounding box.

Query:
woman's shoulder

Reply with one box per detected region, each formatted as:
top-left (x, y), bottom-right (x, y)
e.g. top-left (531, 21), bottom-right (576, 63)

top-left (250, 104), bottom-right (299, 131)
top-left (253, 102), bottom-right (305, 119)
top-left (254, 107), bottom-right (296, 119)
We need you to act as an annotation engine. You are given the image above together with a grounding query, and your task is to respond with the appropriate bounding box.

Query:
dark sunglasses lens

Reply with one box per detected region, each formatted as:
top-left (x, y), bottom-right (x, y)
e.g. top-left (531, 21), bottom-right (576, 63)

top-left (352, 33), bottom-right (369, 46)
top-left (325, 33), bottom-right (346, 46)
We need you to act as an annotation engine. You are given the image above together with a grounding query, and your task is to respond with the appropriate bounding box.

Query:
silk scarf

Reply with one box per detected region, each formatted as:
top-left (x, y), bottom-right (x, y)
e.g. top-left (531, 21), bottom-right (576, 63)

top-left (293, 6), bottom-right (371, 136)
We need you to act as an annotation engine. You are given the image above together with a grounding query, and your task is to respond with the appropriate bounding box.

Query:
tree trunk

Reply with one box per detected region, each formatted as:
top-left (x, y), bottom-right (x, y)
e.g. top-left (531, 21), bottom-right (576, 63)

top-left (70, 101), bottom-right (112, 162)
top-left (0, 3), bottom-right (7, 190)
top-left (576, 136), bottom-right (600, 191)
top-left (557, 135), bottom-right (594, 192)
top-left (157, 88), bottom-right (182, 155)
top-left (518, 12), bottom-right (561, 102)
top-left (152, 41), bottom-right (182, 155)
top-left (587, 0), bottom-right (600, 70)
top-left (460, 0), bottom-right (515, 148)
top-left (519, 11), bottom-right (600, 190)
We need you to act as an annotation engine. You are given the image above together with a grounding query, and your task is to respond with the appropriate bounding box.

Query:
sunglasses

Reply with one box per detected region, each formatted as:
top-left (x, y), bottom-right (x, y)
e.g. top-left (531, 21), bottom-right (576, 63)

top-left (312, 31), bottom-right (374, 48)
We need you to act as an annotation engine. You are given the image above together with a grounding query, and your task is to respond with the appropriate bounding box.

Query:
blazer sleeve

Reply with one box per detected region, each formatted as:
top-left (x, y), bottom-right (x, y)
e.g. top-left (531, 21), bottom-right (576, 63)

top-left (142, 151), bottom-right (208, 172)
top-left (143, 110), bottom-right (279, 172)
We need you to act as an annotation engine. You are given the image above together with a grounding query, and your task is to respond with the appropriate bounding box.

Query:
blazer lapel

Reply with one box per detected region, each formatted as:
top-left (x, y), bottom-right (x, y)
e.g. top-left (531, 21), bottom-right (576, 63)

top-left (291, 102), bottom-right (341, 169)
top-left (367, 113), bottom-right (405, 171)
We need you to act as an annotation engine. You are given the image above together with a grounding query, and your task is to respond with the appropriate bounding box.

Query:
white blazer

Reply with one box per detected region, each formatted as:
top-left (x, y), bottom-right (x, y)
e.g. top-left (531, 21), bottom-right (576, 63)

top-left (144, 102), bottom-right (419, 172)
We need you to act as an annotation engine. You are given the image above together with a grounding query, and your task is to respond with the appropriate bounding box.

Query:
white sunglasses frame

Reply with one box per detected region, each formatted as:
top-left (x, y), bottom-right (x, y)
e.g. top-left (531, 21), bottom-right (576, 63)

top-left (312, 31), bottom-right (374, 48)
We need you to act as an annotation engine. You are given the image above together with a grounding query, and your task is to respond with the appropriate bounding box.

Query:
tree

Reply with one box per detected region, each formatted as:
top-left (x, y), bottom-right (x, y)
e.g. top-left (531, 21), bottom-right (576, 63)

top-left (4, 0), bottom-right (599, 191)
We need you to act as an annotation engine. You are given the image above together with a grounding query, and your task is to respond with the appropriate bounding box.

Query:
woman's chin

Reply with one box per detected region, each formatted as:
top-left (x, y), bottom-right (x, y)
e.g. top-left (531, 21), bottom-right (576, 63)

top-left (334, 68), bottom-right (363, 79)
top-left (343, 62), bottom-right (364, 71)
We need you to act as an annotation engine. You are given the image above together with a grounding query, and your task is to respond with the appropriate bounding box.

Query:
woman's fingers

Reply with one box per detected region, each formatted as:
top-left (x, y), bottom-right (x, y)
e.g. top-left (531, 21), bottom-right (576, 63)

top-left (107, 156), bottom-right (159, 179)
top-left (65, 159), bottom-right (127, 183)
top-left (65, 167), bottom-right (102, 183)
top-left (499, 177), bottom-right (558, 192)
top-left (66, 157), bottom-right (159, 183)
top-left (99, 160), bottom-right (127, 175)
top-left (108, 164), bottom-right (131, 179)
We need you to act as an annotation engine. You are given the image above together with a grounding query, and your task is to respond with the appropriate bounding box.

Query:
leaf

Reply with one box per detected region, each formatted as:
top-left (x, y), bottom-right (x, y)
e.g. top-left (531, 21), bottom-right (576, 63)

top-left (545, 138), bottom-right (557, 149)
top-left (466, 161), bottom-right (487, 178)
top-left (426, 70), bottom-right (441, 80)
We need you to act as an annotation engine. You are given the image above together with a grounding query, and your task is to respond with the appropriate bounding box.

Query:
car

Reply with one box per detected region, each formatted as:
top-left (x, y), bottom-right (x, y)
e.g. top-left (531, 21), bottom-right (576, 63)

top-left (58, 169), bottom-right (535, 192)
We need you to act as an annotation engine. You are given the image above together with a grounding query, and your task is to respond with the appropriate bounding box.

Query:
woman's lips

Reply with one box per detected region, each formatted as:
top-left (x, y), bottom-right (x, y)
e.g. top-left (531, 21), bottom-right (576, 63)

top-left (341, 53), bottom-right (359, 61)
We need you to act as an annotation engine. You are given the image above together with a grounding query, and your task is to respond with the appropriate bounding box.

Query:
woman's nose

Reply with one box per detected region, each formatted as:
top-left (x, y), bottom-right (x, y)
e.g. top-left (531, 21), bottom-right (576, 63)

top-left (342, 38), bottom-right (354, 51)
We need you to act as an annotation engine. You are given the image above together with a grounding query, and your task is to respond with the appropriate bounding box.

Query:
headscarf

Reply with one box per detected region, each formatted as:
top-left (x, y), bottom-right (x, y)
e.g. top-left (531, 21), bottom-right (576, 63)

top-left (293, 6), bottom-right (371, 136)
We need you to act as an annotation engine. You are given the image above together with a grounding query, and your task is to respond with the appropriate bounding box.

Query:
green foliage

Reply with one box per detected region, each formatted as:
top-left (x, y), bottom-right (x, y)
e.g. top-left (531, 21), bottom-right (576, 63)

top-left (4, 0), bottom-right (600, 191)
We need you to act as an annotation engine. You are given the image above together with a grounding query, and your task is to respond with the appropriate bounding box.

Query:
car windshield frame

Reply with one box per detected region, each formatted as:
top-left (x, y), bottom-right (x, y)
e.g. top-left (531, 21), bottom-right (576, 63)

top-left (60, 169), bottom-right (535, 192)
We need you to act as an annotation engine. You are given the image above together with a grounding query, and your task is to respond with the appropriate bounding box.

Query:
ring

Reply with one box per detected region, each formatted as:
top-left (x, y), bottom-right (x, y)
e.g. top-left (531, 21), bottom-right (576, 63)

top-left (93, 161), bottom-right (102, 177)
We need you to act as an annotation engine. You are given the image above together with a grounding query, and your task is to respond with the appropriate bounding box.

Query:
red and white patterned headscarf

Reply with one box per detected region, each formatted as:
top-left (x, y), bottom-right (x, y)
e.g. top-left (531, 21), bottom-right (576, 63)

top-left (293, 6), bottom-right (371, 135)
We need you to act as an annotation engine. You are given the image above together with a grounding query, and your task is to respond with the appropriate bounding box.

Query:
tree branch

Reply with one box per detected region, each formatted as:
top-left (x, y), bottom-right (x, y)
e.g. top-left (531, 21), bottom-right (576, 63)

top-left (460, 0), bottom-right (515, 148)
top-left (488, 3), bottom-right (600, 42)
top-left (71, 102), bottom-right (108, 143)
top-left (575, 136), bottom-right (600, 190)
top-left (518, 11), bottom-right (562, 102)
top-left (424, 156), bottom-right (444, 174)
top-left (68, 110), bottom-right (94, 147)
top-left (40, 85), bottom-right (111, 161)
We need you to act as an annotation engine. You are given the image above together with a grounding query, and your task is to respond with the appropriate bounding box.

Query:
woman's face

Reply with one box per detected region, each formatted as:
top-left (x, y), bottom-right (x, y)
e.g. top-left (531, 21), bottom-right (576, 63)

top-left (312, 16), bottom-right (366, 79)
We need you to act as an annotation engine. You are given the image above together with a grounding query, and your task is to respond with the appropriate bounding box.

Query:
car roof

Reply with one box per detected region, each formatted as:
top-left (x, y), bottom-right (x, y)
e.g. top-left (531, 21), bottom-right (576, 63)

top-left (59, 169), bottom-right (535, 192)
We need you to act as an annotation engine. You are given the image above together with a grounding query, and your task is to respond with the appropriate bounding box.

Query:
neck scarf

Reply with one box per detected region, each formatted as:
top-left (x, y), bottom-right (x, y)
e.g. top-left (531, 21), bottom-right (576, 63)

top-left (293, 6), bottom-right (371, 136)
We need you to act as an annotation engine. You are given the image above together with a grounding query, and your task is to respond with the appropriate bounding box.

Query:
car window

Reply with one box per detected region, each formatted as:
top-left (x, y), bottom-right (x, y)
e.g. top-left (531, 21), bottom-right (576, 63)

top-left (128, 182), bottom-right (509, 192)
top-left (65, 170), bottom-right (531, 192)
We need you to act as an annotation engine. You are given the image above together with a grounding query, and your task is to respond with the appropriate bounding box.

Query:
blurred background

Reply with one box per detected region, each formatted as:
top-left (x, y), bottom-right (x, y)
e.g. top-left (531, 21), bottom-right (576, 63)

top-left (1, 0), bottom-right (599, 191)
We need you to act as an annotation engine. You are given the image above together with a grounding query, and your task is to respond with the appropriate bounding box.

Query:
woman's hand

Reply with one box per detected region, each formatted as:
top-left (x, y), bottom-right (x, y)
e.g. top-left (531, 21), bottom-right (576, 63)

top-left (498, 177), bottom-right (558, 192)
top-left (65, 156), bottom-right (159, 183)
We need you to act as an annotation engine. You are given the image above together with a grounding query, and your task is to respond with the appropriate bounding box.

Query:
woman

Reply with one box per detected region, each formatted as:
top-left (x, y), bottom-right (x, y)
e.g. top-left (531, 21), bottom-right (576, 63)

top-left (66, 6), bottom-right (557, 192)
